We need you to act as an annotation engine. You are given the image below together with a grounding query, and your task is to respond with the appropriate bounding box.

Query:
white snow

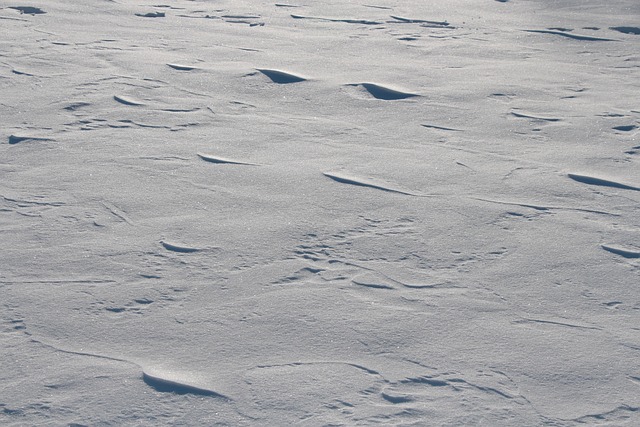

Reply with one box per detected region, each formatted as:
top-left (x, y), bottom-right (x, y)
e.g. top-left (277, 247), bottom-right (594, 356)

top-left (1, 0), bottom-right (639, 425)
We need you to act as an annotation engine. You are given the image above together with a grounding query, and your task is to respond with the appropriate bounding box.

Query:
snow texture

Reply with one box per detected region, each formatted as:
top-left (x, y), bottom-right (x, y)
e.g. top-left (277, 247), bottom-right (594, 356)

top-left (1, 0), bottom-right (639, 425)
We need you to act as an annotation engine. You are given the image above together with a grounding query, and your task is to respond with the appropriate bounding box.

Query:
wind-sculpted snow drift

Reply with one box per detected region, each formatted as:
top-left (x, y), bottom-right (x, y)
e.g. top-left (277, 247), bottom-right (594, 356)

top-left (1, 0), bottom-right (639, 425)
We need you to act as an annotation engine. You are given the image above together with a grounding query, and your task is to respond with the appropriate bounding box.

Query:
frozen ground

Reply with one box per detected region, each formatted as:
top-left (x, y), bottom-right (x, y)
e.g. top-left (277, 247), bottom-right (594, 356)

top-left (1, 0), bottom-right (639, 425)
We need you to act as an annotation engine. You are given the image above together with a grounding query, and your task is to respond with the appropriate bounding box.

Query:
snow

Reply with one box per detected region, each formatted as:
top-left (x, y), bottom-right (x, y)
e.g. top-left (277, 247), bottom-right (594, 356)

top-left (1, 0), bottom-right (639, 425)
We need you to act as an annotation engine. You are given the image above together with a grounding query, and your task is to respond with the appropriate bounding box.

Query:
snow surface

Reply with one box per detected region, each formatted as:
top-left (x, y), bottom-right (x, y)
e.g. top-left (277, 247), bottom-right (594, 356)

top-left (1, 0), bottom-right (639, 425)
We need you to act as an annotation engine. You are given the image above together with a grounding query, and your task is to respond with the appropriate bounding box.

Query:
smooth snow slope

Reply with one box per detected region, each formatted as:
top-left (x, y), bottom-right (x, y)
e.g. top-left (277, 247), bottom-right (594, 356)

top-left (1, 0), bottom-right (639, 425)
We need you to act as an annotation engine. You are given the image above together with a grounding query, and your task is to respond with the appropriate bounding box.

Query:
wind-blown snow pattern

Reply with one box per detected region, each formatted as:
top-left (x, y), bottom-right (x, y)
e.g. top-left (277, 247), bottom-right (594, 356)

top-left (1, 0), bottom-right (639, 425)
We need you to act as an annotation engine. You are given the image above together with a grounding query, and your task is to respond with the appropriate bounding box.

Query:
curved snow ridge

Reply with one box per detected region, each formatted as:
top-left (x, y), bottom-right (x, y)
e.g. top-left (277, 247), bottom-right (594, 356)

top-left (8, 134), bottom-right (54, 145)
top-left (421, 124), bottom-right (463, 132)
top-left (160, 240), bottom-right (219, 253)
top-left (323, 171), bottom-right (431, 197)
top-left (346, 82), bottom-right (420, 100)
top-left (514, 317), bottom-right (602, 331)
top-left (388, 16), bottom-right (449, 27)
top-left (471, 196), bottom-right (620, 216)
top-left (256, 68), bottom-right (307, 84)
top-left (610, 26), bottom-right (640, 35)
top-left (511, 111), bottom-right (561, 122)
top-left (567, 173), bottom-right (640, 191)
top-left (402, 282), bottom-right (460, 289)
top-left (29, 336), bottom-right (230, 399)
top-left (167, 63), bottom-right (199, 71)
top-left (142, 370), bottom-right (230, 399)
top-left (523, 29), bottom-right (618, 42)
top-left (113, 95), bottom-right (145, 106)
top-left (136, 12), bottom-right (165, 18)
top-left (613, 125), bottom-right (637, 132)
top-left (290, 14), bottom-right (384, 26)
top-left (9, 6), bottom-right (46, 15)
top-left (601, 244), bottom-right (640, 259)
top-left (352, 274), bottom-right (396, 290)
top-left (198, 153), bottom-right (260, 166)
